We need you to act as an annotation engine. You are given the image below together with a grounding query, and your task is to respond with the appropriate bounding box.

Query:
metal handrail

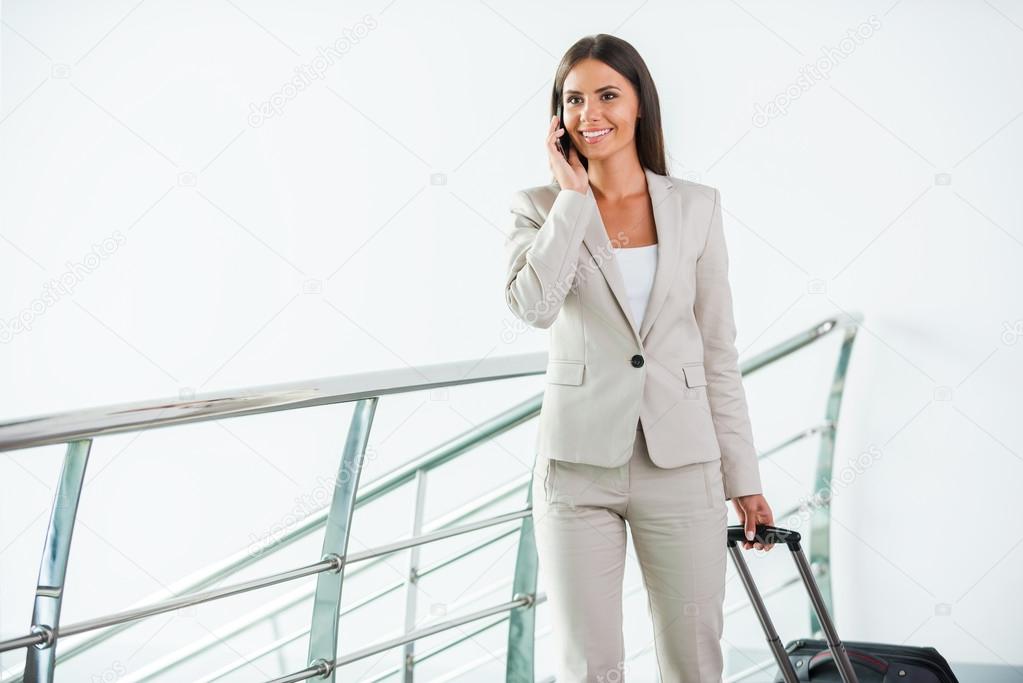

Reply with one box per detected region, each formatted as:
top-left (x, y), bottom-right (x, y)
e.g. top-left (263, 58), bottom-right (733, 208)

top-left (0, 353), bottom-right (549, 453)
top-left (0, 313), bottom-right (861, 682)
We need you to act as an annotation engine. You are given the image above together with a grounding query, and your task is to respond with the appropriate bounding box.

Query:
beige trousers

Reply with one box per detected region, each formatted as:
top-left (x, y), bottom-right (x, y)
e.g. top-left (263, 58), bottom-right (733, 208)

top-left (531, 422), bottom-right (728, 683)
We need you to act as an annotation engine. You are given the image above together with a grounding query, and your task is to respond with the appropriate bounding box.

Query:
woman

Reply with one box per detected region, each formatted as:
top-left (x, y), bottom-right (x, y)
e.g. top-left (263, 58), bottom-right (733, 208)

top-left (503, 34), bottom-right (776, 682)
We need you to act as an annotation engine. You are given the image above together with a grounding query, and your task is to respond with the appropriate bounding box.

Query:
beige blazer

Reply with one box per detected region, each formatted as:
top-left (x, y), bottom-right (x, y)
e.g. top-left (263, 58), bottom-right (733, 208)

top-left (504, 167), bottom-right (763, 501)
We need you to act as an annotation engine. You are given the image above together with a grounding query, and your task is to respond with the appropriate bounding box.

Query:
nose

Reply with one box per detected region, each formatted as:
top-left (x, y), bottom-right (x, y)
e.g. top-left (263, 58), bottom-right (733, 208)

top-left (580, 100), bottom-right (603, 124)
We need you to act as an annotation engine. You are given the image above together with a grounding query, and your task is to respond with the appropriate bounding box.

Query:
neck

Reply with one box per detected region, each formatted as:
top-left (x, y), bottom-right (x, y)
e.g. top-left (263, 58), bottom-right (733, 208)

top-left (586, 152), bottom-right (646, 202)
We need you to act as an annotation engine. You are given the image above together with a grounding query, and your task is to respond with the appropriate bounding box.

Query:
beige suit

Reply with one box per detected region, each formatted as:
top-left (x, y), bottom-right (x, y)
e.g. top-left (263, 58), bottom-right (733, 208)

top-left (504, 167), bottom-right (763, 501)
top-left (505, 168), bottom-right (759, 681)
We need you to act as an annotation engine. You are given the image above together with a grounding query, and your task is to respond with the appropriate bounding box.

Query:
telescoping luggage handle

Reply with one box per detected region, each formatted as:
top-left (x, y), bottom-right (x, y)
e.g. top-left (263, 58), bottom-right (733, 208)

top-left (726, 524), bottom-right (860, 683)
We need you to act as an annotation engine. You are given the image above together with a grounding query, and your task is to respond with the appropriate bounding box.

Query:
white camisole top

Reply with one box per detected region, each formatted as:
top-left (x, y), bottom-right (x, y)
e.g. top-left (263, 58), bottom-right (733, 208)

top-left (611, 243), bottom-right (658, 328)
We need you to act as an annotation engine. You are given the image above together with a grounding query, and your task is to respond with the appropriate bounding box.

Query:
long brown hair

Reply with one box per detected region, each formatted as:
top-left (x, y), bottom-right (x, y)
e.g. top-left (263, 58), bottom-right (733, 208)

top-left (550, 34), bottom-right (667, 183)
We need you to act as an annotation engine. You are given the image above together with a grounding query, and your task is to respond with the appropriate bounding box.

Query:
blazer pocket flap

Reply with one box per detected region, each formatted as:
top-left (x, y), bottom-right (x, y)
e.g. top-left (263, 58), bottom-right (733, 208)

top-left (546, 360), bottom-right (585, 385)
top-left (682, 363), bottom-right (707, 388)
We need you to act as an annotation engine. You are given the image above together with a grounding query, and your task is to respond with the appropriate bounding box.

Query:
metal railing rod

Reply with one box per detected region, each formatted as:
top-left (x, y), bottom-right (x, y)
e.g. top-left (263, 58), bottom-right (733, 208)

top-left (196, 627), bottom-right (310, 683)
top-left (343, 524), bottom-right (523, 618)
top-left (265, 663), bottom-right (325, 683)
top-left (339, 577), bottom-right (530, 683)
top-left (350, 398), bottom-right (541, 509)
top-left (0, 633), bottom-right (43, 653)
top-left (419, 474), bottom-right (531, 536)
top-left (266, 596), bottom-right (532, 683)
top-left (119, 583), bottom-right (315, 683)
top-left (756, 422), bottom-right (834, 461)
top-left (0, 558), bottom-right (338, 654)
top-left (340, 524), bottom-right (522, 620)
top-left (418, 616), bottom-right (522, 683)
top-left (364, 617), bottom-right (505, 683)
top-left (0, 352), bottom-right (549, 452)
top-left (417, 597), bottom-right (563, 683)
top-left (333, 596), bottom-right (531, 670)
top-left (426, 608), bottom-right (581, 683)
top-left (367, 592), bottom-right (552, 683)
top-left (740, 314), bottom-right (861, 376)
top-left (343, 508), bottom-right (530, 566)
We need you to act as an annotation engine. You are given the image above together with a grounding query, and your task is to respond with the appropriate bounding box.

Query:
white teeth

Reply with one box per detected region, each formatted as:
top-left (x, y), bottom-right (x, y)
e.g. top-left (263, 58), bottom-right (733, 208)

top-left (582, 128), bottom-right (612, 138)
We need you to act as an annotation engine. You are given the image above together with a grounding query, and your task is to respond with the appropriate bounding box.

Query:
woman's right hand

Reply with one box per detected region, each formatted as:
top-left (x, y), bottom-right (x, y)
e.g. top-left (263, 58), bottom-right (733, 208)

top-left (547, 114), bottom-right (588, 195)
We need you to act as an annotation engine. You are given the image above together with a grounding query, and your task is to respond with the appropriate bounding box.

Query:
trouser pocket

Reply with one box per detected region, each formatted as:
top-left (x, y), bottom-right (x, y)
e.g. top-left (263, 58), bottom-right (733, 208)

top-left (702, 458), bottom-right (724, 509)
top-left (543, 458), bottom-right (554, 502)
top-left (533, 456), bottom-right (554, 504)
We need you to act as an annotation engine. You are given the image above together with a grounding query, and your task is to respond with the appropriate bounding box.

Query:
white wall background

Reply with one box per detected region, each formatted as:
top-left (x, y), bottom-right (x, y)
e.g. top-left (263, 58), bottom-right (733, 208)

top-left (1, 0), bottom-right (1021, 680)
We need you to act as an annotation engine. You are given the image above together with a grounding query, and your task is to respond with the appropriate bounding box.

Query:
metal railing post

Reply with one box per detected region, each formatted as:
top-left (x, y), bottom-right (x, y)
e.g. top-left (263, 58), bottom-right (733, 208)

top-left (505, 461), bottom-right (539, 683)
top-left (24, 439), bottom-right (91, 683)
top-left (401, 468), bottom-right (429, 681)
top-left (808, 324), bottom-right (858, 636)
top-left (305, 398), bottom-right (377, 680)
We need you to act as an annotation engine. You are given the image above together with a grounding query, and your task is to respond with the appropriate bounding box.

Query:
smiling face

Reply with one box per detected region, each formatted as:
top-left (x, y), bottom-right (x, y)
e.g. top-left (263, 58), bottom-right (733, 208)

top-left (560, 58), bottom-right (641, 163)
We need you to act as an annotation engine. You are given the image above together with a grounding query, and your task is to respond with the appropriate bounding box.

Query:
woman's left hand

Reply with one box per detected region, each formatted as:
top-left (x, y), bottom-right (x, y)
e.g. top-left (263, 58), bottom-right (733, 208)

top-left (732, 494), bottom-right (776, 551)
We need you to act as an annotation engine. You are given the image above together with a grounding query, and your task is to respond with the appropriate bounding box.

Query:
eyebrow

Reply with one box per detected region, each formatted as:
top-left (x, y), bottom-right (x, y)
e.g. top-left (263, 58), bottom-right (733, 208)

top-left (563, 85), bottom-right (621, 95)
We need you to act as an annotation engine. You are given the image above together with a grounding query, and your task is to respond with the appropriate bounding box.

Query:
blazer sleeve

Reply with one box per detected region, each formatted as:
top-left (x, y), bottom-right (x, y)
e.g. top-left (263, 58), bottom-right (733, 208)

top-left (694, 187), bottom-right (764, 501)
top-left (504, 188), bottom-right (593, 329)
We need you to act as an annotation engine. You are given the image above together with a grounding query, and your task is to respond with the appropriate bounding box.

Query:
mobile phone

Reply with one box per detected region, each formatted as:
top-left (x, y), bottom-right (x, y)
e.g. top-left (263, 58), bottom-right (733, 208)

top-left (555, 101), bottom-right (573, 162)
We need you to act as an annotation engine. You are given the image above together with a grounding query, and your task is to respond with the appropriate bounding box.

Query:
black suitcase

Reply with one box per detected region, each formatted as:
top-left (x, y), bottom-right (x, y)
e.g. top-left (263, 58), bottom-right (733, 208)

top-left (727, 525), bottom-right (960, 683)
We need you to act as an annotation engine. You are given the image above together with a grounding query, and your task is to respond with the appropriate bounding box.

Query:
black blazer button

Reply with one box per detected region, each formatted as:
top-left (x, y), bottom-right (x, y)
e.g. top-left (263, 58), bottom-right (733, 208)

top-left (631, 354), bottom-right (644, 368)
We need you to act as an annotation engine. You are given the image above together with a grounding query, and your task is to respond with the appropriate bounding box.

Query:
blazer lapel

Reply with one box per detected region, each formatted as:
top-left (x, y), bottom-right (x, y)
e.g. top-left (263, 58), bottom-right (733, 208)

top-left (638, 168), bottom-right (681, 343)
top-left (581, 184), bottom-right (639, 339)
top-left (580, 167), bottom-right (681, 345)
